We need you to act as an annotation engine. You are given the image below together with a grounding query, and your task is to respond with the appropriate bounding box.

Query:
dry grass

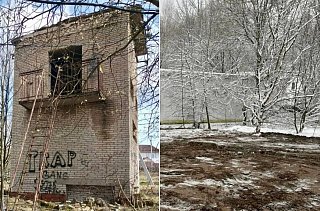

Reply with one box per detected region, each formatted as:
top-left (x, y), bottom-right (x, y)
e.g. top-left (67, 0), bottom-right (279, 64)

top-left (137, 171), bottom-right (159, 210)
top-left (6, 171), bottom-right (160, 210)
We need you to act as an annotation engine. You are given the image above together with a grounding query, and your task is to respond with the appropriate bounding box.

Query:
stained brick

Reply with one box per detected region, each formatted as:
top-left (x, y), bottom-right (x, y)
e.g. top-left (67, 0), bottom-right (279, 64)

top-left (11, 9), bottom-right (141, 202)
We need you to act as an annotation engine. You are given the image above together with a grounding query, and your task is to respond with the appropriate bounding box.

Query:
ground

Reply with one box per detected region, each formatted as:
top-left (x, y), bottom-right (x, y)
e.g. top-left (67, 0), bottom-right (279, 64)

top-left (138, 171), bottom-right (159, 210)
top-left (160, 125), bottom-right (320, 210)
top-left (5, 171), bottom-right (159, 210)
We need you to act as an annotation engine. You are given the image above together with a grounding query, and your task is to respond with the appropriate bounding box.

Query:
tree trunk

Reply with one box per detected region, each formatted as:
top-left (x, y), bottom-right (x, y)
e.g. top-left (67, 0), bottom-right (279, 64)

top-left (255, 123), bottom-right (261, 134)
top-left (205, 104), bottom-right (211, 129)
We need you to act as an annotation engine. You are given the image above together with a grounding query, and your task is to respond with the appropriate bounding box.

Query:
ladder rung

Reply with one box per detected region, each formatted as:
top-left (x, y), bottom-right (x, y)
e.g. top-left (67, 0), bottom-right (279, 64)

top-left (32, 135), bottom-right (49, 138)
top-left (34, 126), bottom-right (50, 129)
top-left (29, 144), bottom-right (44, 147)
top-left (36, 119), bottom-right (49, 122)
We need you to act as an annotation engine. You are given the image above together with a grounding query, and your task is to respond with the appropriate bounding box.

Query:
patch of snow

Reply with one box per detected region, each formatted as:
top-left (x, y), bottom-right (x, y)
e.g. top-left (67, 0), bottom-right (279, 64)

top-left (307, 195), bottom-right (320, 207)
top-left (229, 159), bottom-right (257, 170)
top-left (260, 142), bottom-right (320, 152)
top-left (195, 157), bottom-right (213, 162)
top-left (274, 185), bottom-right (295, 193)
top-left (266, 201), bottom-right (290, 209)
top-left (161, 169), bottom-right (189, 173)
top-left (160, 128), bottom-right (209, 140)
top-left (187, 132), bottom-right (320, 153)
top-left (293, 178), bottom-right (316, 191)
top-left (230, 159), bottom-right (241, 168)
top-left (222, 174), bottom-right (260, 191)
top-left (161, 174), bottom-right (185, 178)
top-left (162, 123), bottom-right (320, 138)
top-left (222, 125), bottom-right (320, 138)
top-left (160, 184), bottom-right (175, 189)
top-left (274, 178), bottom-right (317, 193)
top-left (222, 125), bottom-right (255, 133)
top-left (178, 175), bottom-right (260, 193)
top-left (161, 137), bottom-right (174, 143)
top-left (179, 179), bottom-right (221, 187)
top-left (194, 157), bottom-right (222, 165)
top-left (259, 171), bottom-right (275, 178)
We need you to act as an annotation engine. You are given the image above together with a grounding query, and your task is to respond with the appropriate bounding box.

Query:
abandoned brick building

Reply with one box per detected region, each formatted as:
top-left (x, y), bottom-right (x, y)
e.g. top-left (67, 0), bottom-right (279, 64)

top-left (10, 8), bottom-right (145, 202)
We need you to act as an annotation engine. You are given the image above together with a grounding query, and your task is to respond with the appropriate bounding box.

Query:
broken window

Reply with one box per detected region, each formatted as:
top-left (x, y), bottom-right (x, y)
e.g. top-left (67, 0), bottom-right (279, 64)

top-left (49, 46), bottom-right (82, 96)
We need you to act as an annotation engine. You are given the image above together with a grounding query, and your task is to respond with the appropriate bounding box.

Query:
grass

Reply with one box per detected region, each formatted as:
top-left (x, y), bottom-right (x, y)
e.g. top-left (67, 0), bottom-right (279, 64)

top-left (160, 119), bottom-right (242, 125)
top-left (137, 171), bottom-right (159, 211)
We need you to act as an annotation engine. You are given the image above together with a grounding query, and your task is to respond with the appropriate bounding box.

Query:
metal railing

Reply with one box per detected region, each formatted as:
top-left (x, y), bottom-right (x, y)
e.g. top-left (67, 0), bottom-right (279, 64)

top-left (19, 66), bottom-right (103, 102)
top-left (19, 69), bottom-right (45, 101)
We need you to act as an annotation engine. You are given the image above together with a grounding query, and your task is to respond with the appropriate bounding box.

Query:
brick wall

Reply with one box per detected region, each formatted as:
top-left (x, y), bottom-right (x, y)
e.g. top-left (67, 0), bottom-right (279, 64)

top-left (11, 10), bottom-right (139, 202)
top-left (128, 32), bottom-right (139, 193)
top-left (66, 185), bottom-right (115, 202)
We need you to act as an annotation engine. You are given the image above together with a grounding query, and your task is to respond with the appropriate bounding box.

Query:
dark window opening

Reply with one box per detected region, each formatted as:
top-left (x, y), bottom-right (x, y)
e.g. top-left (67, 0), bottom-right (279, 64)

top-left (49, 46), bottom-right (82, 96)
top-left (291, 82), bottom-right (296, 90)
top-left (130, 80), bottom-right (134, 100)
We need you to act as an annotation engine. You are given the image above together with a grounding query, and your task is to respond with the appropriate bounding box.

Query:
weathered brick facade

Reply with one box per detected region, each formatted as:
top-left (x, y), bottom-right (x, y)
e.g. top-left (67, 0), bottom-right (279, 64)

top-left (10, 9), bottom-right (143, 202)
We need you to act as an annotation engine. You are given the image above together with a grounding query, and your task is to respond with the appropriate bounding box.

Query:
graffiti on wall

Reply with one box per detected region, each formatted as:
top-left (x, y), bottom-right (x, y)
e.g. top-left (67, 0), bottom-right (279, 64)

top-left (80, 153), bottom-right (89, 169)
top-left (28, 150), bottom-right (76, 172)
top-left (28, 150), bottom-right (77, 194)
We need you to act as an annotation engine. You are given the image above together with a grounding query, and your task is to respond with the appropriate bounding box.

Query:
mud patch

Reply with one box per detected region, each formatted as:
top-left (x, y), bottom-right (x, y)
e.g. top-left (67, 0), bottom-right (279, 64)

top-left (160, 129), bottom-right (320, 210)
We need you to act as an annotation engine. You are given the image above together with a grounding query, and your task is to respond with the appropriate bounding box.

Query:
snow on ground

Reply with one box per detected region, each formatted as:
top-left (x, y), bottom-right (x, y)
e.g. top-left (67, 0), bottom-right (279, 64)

top-left (161, 123), bottom-right (320, 210)
top-left (160, 184), bottom-right (175, 189)
top-left (195, 156), bottom-right (222, 165)
top-left (160, 128), bottom-right (218, 143)
top-left (173, 174), bottom-right (261, 193)
top-left (266, 201), bottom-right (290, 209)
top-left (195, 157), bottom-right (213, 162)
top-left (308, 196), bottom-right (320, 207)
top-left (179, 179), bottom-right (220, 187)
top-left (161, 169), bottom-right (189, 173)
top-left (161, 123), bottom-right (320, 153)
top-left (274, 178), bottom-right (318, 193)
top-left (188, 136), bottom-right (320, 153)
top-left (221, 124), bottom-right (320, 138)
top-left (161, 123), bottom-right (320, 138)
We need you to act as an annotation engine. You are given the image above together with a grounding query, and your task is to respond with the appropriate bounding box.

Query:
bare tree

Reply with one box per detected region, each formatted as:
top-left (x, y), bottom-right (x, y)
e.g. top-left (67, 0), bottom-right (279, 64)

top-left (162, 0), bottom-right (320, 134)
top-left (285, 5), bottom-right (320, 133)
top-left (0, 0), bottom-right (159, 209)
top-left (0, 1), bottom-right (17, 209)
top-left (217, 0), bottom-right (319, 133)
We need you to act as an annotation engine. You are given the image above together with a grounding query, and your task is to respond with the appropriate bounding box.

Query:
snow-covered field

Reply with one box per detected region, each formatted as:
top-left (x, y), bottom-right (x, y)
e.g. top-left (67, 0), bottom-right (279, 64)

top-left (161, 123), bottom-right (320, 138)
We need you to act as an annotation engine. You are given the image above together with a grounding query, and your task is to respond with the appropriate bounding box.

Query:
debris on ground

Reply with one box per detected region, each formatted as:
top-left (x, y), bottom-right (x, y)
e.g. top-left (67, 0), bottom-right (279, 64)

top-left (6, 172), bottom-right (159, 211)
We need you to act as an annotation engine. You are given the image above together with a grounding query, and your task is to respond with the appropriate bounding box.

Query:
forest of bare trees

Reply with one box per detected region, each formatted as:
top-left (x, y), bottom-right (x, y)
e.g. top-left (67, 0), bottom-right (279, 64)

top-left (161, 0), bottom-right (320, 133)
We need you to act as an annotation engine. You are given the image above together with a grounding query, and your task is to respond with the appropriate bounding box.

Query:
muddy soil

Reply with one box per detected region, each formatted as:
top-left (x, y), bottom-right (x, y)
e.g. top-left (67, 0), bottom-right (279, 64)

top-left (160, 128), bottom-right (320, 211)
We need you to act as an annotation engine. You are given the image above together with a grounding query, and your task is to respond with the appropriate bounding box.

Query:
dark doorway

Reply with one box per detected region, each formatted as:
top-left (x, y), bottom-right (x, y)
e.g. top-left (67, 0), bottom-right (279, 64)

top-left (49, 46), bottom-right (82, 96)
